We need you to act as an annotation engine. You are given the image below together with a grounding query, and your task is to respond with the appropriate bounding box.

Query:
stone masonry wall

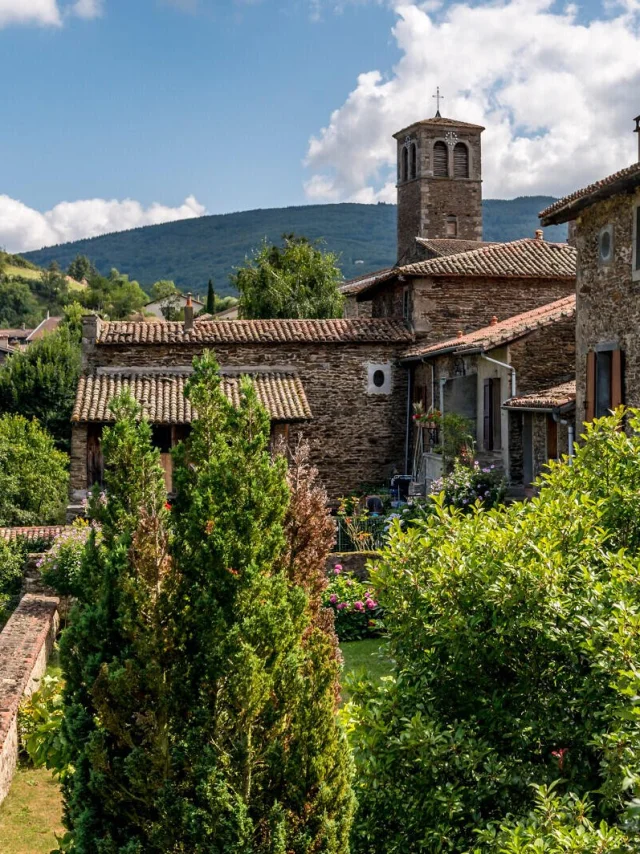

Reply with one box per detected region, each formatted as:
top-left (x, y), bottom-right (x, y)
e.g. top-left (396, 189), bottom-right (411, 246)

top-left (573, 190), bottom-right (640, 421)
top-left (509, 317), bottom-right (575, 393)
top-left (409, 275), bottom-right (575, 341)
top-left (0, 594), bottom-right (59, 805)
top-left (79, 340), bottom-right (409, 499)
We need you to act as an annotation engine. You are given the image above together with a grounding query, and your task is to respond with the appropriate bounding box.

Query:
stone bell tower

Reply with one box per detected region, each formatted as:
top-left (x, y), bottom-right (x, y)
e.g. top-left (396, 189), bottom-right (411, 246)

top-left (394, 113), bottom-right (484, 264)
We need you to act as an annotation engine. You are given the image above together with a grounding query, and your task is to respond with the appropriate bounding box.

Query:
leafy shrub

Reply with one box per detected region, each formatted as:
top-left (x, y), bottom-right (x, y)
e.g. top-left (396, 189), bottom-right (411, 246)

top-left (0, 538), bottom-right (24, 627)
top-left (18, 672), bottom-right (70, 780)
top-left (323, 562), bottom-right (383, 641)
top-left (432, 458), bottom-right (507, 510)
top-left (38, 519), bottom-right (91, 597)
top-left (348, 411), bottom-right (640, 853)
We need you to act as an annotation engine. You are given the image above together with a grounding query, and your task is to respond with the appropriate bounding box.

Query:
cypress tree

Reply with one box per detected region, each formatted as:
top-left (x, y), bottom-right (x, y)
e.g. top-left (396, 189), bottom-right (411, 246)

top-left (59, 395), bottom-right (171, 853)
top-left (206, 278), bottom-right (215, 314)
top-left (158, 353), bottom-right (353, 852)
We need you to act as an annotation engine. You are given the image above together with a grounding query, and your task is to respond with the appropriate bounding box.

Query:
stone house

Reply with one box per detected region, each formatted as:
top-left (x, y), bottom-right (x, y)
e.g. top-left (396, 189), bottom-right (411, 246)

top-left (540, 140), bottom-right (640, 423)
top-left (69, 312), bottom-right (412, 507)
top-left (145, 293), bottom-right (204, 320)
top-left (401, 294), bottom-right (576, 484)
top-left (503, 380), bottom-right (575, 490)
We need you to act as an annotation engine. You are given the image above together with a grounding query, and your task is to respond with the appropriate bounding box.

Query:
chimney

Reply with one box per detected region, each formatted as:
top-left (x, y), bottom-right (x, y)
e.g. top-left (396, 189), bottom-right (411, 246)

top-left (535, 229), bottom-right (544, 241)
top-left (635, 115), bottom-right (640, 162)
top-left (490, 315), bottom-right (498, 326)
top-left (81, 313), bottom-right (100, 370)
top-left (457, 329), bottom-right (463, 338)
top-left (184, 293), bottom-right (194, 331)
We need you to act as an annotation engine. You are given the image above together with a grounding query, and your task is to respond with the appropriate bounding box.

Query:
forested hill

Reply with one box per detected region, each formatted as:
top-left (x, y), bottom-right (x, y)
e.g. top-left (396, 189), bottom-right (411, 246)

top-left (24, 198), bottom-right (566, 296)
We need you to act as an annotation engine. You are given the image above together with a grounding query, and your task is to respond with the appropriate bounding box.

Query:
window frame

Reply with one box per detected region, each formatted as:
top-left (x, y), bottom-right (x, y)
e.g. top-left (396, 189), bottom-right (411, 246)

top-left (598, 224), bottom-right (614, 267)
top-left (433, 140), bottom-right (449, 178)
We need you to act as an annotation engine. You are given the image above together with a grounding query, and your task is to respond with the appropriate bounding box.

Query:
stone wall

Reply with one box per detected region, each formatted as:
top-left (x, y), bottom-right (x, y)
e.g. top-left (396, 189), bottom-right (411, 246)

top-left (573, 190), bottom-right (640, 420)
top-left (325, 551), bottom-right (379, 580)
top-left (78, 340), bottom-right (409, 499)
top-left (0, 594), bottom-right (59, 805)
top-left (509, 317), bottom-right (575, 392)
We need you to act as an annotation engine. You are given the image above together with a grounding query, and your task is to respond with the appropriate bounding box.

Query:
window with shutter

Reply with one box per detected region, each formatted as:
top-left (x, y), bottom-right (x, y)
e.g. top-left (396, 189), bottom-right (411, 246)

top-left (611, 348), bottom-right (624, 408)
top-left (586, 351), bottom-right (596, 421)
top-left (433, 141), bottom-right (448, 177)
top-left (453, 142), bottom-right (469, 178)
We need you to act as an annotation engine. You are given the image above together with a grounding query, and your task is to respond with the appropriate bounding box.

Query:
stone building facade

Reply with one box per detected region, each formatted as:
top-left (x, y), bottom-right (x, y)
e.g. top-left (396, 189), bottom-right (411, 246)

top-left (540, 159), bottom-right (640, 423)
top-left (70, 316), bottom-right (412, 503)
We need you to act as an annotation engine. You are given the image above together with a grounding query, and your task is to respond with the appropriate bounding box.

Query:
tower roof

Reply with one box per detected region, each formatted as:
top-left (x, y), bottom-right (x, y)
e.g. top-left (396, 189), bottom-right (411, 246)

top-left (394, 116), bottom-right (485, 138)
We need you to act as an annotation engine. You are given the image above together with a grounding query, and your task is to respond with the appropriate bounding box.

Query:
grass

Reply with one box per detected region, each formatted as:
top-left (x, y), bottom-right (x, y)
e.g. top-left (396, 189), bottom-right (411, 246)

top-left (5, 264), bottom-right (42, 281)
top-left (0, 766), bottom-right (63, 854)
top-left (340, 637), bottom-right (393, 701)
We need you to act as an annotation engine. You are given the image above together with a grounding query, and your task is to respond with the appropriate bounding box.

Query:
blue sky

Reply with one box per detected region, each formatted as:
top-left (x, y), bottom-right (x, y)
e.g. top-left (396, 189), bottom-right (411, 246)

top-left (1, 0), bottom-right (639, 252)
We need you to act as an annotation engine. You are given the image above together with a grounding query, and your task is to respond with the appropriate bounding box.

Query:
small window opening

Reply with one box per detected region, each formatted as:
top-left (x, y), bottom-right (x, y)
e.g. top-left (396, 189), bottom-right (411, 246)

top-left (433, 141), bottom-right (448, 177)
top-left (635, 205), bottom-right (640, 271)
top-left (446, 215), bottom-right (458, 237)
top-left (402, 287), bottom-right (410, 321)
top-left (401, 146), bottom-right (409, 182)
top-left (410, 143), bottom-right (417, 179)
top-left (373, 369), bottom-right (386, 388)
top-left (453, 142), bottom-right (469, 178)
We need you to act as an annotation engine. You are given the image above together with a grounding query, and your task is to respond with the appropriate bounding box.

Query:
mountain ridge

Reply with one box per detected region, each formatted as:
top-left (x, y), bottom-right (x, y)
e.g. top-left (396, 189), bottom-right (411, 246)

top-left (23, 198), bottom-right (567, 297)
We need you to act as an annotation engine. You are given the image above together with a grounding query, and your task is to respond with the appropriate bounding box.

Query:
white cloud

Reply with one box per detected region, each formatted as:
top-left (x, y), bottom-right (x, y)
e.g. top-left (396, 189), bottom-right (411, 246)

top-left (0, 195), bottom-right (206, 254)
top-left (0, 0), bottom-right (103, 27)
top-left (305, 1), bottom-right (640, 202)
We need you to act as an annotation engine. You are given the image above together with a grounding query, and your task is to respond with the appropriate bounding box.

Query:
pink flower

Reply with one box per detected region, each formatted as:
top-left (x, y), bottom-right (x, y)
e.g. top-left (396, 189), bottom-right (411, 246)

top-left (329, 594), bottom-right (338, 604)
top-left (333, 564), bottom-right (342, 574)
top-left (337, 602), bottom-right (347, 611)
top-left (346, 579), bottom-right (353, 587)
top-left (366, 599), bottom-right (377, 609)
top-left (552, 748), bottom-right (568, 770)
top-left (353, 601), bottom-right (364, 612)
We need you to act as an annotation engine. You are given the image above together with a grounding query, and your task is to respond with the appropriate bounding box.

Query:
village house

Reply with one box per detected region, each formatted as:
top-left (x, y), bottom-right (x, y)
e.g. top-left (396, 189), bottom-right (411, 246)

top-left (70, 110), bottom-right (578, 505)
top-left (145, 292), bottom-right (204, 320)
top-left (539, 118), bottom-right (640, 423)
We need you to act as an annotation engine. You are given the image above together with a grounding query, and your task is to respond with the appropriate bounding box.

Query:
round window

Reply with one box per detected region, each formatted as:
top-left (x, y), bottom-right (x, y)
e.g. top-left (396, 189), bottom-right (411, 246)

top-left (600, 229), bottom-right (612, 262)
top-left (373, 369), bottom-right (386, 388)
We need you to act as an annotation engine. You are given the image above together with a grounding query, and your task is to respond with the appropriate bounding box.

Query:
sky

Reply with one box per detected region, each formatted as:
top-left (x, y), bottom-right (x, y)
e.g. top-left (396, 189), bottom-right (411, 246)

top-left (1, 0), bottom-right (640, 253)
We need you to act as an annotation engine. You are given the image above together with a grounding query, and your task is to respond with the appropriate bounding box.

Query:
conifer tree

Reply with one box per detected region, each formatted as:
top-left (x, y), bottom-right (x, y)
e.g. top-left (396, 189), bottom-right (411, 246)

top-left (59, 395), bottom-right (171, 853)
top-left (158, 353), bottom-right (353, 853)
top-left (206, 278), bottom-right (215, 314)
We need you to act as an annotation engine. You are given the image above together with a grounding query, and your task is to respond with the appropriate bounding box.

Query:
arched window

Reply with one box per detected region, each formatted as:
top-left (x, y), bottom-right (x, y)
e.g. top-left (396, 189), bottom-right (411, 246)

top-left (401, 145), bottom-right (409, 182)
top-left (446, 215), bottom-right (458, 237)
top-left (453, 142), bottom-right (469, 178)
top-left (433, 141), bottom-right (448, 177)
top-left (410, 143), bottom-right (417, 179)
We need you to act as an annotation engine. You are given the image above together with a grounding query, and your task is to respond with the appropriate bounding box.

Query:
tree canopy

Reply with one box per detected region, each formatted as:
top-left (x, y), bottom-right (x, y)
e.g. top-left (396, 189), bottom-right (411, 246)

top-left (232, 235), bottom-right (345, 319)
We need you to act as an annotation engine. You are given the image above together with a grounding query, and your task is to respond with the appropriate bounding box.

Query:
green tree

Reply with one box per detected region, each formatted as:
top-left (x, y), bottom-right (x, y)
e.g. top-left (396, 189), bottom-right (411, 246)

top-left (0, 538), bottom-right (24, 627)
top-left (232, 235), bottom-right (344, 319)
top-left (81, 268), bottom-right (147, 319)
top-left (348, 411), bottom-right (640, 853)
top-left (206, 278), bottom-right (215, 314)
top-left (67, 255), bottom-right (95, 282)
top-left (0, 414), bottom-right (68, 525)
top-left (150, 279), bottom-right (178, 302)
top-left (0, 278), bottom-right (41, 328)
top-left (0, 326), bottom-right (81, 450)
top-left (159, 353), bottom-right (353, 852)
top-left (59, 395), bottom-right (171, 853)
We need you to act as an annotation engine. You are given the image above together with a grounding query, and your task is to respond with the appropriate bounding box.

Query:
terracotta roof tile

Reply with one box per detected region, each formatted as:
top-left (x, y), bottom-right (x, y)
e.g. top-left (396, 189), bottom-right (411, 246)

top-left (96, 318), bottom-right (412, 345)
top-left (0, 526), bottom-right (68, 543)
top-left (540, 161), bottom-right (640, 225)
top-left (414, 238), bottom-right (497, 256)
top-left (340, 268), bottom-right (397, 295)
top-left (403, 293), bottom-right (576, 359)
top-left (395, 116), bottom-right (485, 135)
top-left (72, 371), bottom-right (313, 424)
top-left (26, 316), bottom-right (62, 342)
top-left (503, 380), bottom-right (576, 411)
top-left (0, 328), bottom-right (32, 340)
top-left (399, 238), bottom-right (576, 280)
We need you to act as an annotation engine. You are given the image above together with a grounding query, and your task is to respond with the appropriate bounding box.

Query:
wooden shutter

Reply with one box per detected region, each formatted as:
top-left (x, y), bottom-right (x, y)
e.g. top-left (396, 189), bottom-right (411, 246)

top-left (433, 142), bottom-right (448, 177)
top-left (585, 351), bottom-right (596, 421)
top-left (611, 348), bottom-right (624, 409)
top-left (547, 416), bottom-right (558, 460)
top-left (453, 143), bottom-right (469, 178)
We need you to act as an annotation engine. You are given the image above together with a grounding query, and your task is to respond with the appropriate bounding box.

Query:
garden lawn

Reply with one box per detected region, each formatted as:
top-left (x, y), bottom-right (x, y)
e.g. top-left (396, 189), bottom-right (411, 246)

top-left (0, 766), bottom-right (63, 854)
top-left (340, 638), bottom-right (393, 701)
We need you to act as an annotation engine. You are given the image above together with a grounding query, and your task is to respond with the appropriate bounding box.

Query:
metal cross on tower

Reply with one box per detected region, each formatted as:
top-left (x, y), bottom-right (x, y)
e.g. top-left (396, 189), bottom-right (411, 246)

top-left (432, 87), bottom-right (444, 118)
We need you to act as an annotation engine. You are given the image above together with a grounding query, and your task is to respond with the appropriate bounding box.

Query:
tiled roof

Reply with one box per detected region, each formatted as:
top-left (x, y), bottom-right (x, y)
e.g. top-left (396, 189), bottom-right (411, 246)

top-left (340, 268), bottom-right (397, 295)
top-left (403, 293), bottom-right (576, 360)
top-left (503, 380), bottom-right (576, 411)
top-left (415, 238), bottom-right (497, 257)
top-left (26, 316), bottom-right (62, 342)
top-left (399, 238), bottom-right (576, 280)
top-left (96, 318), bottom-right (412, 345)
top-left (540, 161), bottom-right (640, 225)
top-left (72, 371), bottom-right (313, 424)
top-left (395, 116), bottom-right (485, 135)
top-left (0, 328), bottom-right (32, 340)
top-left (0, 526), bottom-right (68, 543)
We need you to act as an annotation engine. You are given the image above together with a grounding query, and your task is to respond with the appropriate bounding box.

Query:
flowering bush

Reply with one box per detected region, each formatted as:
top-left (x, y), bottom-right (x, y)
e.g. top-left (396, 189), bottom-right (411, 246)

top-left (38, 519), bottom-right (93, 597)
top-left (432, 458), bottom-right (506, 511)
top-left (323, 563), bottom-right (383, 641)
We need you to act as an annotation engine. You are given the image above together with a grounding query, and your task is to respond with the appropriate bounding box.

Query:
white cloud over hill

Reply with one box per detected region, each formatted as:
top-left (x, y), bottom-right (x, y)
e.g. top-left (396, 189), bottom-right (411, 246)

top-left (0, 0), bottom-right (101, 27)
top-left (0, 195), bottom-right (206, 253)
top-left (305, 0), bottom-right (640, 202)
